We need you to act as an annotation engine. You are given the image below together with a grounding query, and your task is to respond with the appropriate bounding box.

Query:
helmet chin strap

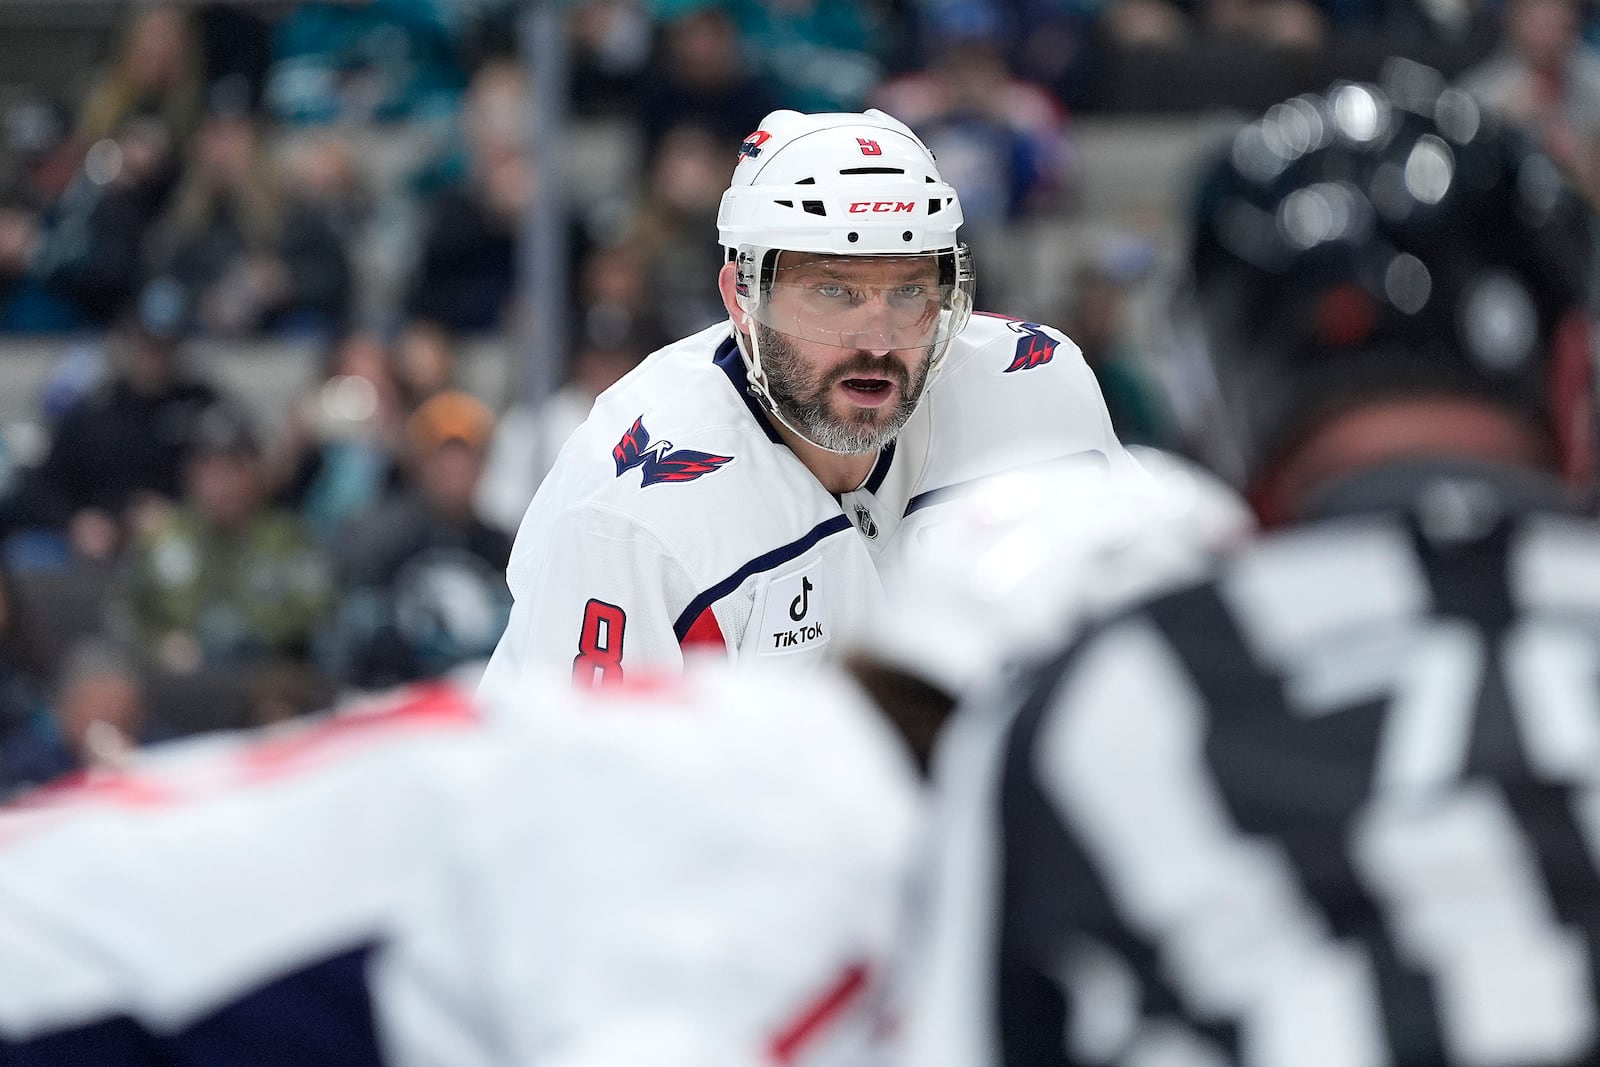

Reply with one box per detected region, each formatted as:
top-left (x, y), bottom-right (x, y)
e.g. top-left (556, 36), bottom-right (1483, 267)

top-left (733, 315), bottom-right (873, 457)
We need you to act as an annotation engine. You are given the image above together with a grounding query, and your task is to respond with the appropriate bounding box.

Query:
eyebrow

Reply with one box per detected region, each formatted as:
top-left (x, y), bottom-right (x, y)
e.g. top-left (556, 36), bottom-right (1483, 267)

top-left (792, 260), bottom-right (940, 284)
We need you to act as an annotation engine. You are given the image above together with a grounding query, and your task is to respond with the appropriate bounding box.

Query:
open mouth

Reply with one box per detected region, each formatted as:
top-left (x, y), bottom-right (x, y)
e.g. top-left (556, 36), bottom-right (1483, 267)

top-left (839, 377), bottom-right (895, 407)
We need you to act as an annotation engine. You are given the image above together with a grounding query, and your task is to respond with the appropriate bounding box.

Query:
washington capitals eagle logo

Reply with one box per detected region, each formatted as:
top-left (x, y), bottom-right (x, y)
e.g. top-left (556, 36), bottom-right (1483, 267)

top-left (612, 417), bottom-right (734, 487)
top-left (737, 130), bottom-right (771, 161)
top-left (1004, 321), bottom-right (1060, 373)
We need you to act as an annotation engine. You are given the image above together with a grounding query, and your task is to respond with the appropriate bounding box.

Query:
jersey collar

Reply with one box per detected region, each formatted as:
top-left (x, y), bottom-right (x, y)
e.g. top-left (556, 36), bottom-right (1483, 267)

top-left (713, 334), bottom-right (784, 446)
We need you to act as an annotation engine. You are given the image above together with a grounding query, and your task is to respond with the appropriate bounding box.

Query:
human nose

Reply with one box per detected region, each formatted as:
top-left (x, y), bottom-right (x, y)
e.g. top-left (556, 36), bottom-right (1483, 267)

top-left (851, 290), bottom-right (902, 354)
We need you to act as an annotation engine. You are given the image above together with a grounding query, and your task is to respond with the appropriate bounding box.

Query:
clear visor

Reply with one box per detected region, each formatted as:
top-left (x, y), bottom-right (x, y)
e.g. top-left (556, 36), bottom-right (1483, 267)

top-left (747, 251), bottom-right (974, 353)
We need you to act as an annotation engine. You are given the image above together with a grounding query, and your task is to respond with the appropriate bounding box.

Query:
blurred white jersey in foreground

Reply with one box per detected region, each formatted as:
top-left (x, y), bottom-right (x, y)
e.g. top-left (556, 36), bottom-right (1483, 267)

top-left (0, 669), bottom-right (921, 1067)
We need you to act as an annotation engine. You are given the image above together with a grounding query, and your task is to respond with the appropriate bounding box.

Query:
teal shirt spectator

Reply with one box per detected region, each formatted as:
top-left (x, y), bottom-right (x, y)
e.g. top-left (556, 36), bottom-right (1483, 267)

top-left (266, 0), bottom-right (467, 126)
top-left (727, 0), bottom-right (890, 113)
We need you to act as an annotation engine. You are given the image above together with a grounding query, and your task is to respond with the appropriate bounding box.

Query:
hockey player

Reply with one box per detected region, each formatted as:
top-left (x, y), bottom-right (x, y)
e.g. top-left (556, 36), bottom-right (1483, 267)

top-left (890, 62), bottom-right (1600, 1067)
top-left (0, 670), bottom-right (921, 1067)
top-left (479, 107), bottom-right (1136, 694)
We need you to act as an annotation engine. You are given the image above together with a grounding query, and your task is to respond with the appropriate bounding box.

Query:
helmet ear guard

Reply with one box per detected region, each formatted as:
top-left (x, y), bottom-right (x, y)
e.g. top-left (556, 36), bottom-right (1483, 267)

top-left (732, 247), bottom-right (764, 310)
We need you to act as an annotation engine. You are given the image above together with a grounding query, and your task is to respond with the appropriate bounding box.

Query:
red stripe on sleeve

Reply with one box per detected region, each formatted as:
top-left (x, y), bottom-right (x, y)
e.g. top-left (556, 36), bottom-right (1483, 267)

top-left (680, 605), bottom-right (727, 651)
top-left (768, 961), bottom-right (869, 1065)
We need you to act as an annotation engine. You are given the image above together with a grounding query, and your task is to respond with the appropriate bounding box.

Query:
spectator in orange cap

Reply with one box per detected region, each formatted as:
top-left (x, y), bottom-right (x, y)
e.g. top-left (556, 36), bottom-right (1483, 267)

top-left (329, 390), bottom-right (512, 690)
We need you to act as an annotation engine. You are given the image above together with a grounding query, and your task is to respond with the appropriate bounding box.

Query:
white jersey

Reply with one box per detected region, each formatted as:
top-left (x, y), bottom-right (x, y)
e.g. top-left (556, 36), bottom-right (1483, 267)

top-left (480, 316), bottom-right (1135, 695)
top-left (0, 666), bottom-right (921, 1066)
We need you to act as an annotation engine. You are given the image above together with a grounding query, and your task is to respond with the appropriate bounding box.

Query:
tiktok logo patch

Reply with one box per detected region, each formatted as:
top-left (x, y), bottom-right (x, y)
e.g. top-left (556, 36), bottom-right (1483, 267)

top-left (789, 576), bottom-right (814, 621)
top-left (759, 569), bottom-right (829, 656)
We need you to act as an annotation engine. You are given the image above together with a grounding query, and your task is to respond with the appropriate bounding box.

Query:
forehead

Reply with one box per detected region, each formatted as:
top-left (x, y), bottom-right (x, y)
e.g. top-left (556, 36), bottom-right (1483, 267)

top-left (775, 253), bottom-right (940, 284)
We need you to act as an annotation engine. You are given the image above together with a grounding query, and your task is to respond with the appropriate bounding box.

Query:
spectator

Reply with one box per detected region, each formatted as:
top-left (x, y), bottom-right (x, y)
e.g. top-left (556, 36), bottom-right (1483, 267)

top-left (273, 130), bottom-right (371, 338)
top-left (0, 638), bottom-right (145, 800)
top-left (143, 101), bottom-right (350, 339)
top-left (572, 237), bottom-right (666, 360)
top-left (873, 5), bottom-right (1074, 226)
top-left (264, 0), bottom-right (467, 128)
top-left (112, 401), bottom-right (333, 677)
top-left (1, 93), bottom-right (77, 208)
top-left (0, 304), bottom-right (221, 564)
top-left (567, 0), bottom-right (655, 119)
top-left (625, 122), bottom-right (736, 340)
top-left (0, 188), bottom-right (76, 334)
top-left (732, 0), bottom-right (896, 113)
top-left (406, 60), bottom-right (534, 332)
top-left (975, 0), bottom-right (1106, 110)
top-left (393, 317), bottom-right (459, 408)
top-left (273, 127), bottom-right (372, 248)
top-left (1061, 237), bottom-right (1178, 447)
top-left (33, 114), bottom-right (181, 326)
top-left (638, 4), bottom-right (780, 151)
top-left (75, 3), bottom-right (205, 153)
top-left (268, 328), bottom-right (410, 542)
top-left (1459, 0), bottom-right (1600, 207)
top-left (332, 390), bottom-right (511, 689)
top-left (0, 98), bottom-right (82, 332)
top-left (265, 0), bottom-right (469, 325)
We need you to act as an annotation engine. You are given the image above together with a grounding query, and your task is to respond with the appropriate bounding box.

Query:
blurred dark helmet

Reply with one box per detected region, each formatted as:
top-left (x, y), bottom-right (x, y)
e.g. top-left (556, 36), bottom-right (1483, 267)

top-left (1180, 60), bottom-right (1596, 501)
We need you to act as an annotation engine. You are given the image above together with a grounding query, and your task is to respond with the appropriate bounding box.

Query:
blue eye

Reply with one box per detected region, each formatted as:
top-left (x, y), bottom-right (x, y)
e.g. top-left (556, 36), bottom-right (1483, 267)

top-left (890, 286), bottom-right (935, 307)
top-left (815, 284), bottom-right (848, 299)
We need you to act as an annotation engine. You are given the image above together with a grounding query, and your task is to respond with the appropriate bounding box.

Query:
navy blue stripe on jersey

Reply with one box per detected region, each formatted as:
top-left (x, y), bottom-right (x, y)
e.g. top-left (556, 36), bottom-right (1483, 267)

top-left (903, 484), bottom-right (957, 518)
top-left (0, 944), bottom-right (383, 1067)
top-left (903, 451), bottom-right (1108, 518)
top-left (672, 515), bottom-right (854, 641)
top-left (713, 335), bottom-right (784, 445)
top-left (863, 441), bottom-right (896, 494)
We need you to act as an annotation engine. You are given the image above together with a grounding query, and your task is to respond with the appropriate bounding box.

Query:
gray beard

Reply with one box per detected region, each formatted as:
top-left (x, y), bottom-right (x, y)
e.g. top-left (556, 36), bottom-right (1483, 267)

top-left (757, 325), bottom-right (931, 454)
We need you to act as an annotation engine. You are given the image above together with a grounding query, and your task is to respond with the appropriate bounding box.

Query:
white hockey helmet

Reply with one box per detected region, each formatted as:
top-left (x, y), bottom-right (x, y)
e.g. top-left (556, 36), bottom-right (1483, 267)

top-left (717, 110), bottom-right (976, 428)
top-left (720, 108), bottom-right (968, 258)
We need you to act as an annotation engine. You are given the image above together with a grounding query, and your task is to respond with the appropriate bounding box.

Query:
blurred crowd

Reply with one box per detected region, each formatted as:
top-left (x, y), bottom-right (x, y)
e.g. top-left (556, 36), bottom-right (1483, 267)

top-left (0, 0), bottom-right (1596, 795)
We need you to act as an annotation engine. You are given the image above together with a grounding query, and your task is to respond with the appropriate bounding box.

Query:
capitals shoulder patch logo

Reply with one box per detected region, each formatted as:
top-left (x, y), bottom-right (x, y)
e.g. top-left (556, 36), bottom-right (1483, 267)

top-left (613, 416), bottom-right (734, 487)
top-left (1004, 321), bottom-right (1060, 373)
